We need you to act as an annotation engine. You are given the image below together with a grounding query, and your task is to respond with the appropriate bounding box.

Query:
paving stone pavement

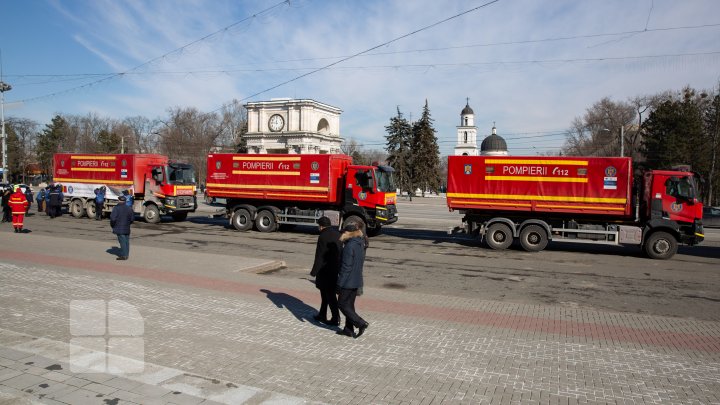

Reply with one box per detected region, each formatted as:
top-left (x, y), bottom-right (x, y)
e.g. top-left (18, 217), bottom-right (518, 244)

top-left (1, 234), bottom-right (720, 404)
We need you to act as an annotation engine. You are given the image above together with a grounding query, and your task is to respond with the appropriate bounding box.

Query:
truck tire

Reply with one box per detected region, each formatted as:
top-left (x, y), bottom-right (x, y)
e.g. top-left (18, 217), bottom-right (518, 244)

top-left (255, 210), bottom-right (277, 232)
top-left (485, 223), bottom-right (513, 250)
top-left (144, 204), bottom-right (161, 224)
top-left (231, 208), bottom-right (253, 231)
top-left (644, 231), bottom-right (677, 260)
top-left (85, 201), bottom-right (97, 219)
top-left (172, 212), bottom-right (188, 222)
top-left (366, 224), bottom-right (382, 237)
top-left (520, 225), bottom-right (549, 252)
top-left (70, 199), bottom-right (85, 218)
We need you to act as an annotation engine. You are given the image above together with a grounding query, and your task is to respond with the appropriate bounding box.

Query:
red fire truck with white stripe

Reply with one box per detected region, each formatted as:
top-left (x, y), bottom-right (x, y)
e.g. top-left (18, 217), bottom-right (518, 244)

top-left (53, 154), bottom-right (197, 223)
top-left (447, 156), bottom-right (704, 259)
top-left (205, 154), bottom-right (398, 235)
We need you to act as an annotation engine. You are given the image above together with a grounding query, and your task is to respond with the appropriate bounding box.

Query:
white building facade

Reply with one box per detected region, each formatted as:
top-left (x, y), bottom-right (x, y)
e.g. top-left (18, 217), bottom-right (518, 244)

top-left (454, 99), bottom-right (479, 156)
top-left (244, 99), bottom-right (343, 154)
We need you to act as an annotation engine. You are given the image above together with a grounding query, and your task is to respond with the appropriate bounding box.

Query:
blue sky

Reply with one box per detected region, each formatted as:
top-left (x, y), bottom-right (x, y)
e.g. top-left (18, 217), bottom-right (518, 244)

top-left (1, 0), bottom-right (719, 156)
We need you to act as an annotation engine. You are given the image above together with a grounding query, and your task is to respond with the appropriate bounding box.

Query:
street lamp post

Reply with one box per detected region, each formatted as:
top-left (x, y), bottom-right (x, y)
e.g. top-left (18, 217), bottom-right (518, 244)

top-left (601, 126), bottom-right (624, 157)
top-left (0, 80), bottom-right (12, 183)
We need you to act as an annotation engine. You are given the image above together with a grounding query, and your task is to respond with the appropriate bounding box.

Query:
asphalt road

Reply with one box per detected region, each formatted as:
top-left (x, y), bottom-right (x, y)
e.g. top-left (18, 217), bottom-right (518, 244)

top-left (12, 196), bottom-right (720, 322)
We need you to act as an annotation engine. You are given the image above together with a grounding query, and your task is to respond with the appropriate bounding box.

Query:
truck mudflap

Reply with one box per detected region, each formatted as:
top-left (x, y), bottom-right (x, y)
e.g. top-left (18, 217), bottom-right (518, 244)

top-left (375, 204), bottom-right (398, 225)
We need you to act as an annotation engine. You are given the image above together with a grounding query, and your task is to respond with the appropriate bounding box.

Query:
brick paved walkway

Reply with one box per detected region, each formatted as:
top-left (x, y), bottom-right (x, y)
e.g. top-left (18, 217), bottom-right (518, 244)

top-left (1, 234), bottom-right (719, 404)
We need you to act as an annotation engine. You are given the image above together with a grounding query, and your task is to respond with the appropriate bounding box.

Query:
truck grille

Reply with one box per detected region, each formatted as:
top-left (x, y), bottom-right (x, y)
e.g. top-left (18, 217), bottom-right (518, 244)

top-left (176, 196), bottom-right (194, 209)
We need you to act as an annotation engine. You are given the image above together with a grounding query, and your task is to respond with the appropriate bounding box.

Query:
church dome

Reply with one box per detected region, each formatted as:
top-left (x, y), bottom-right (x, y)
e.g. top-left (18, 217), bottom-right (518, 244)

top-left (480, 125), bottom-right (508, 155)
top-left (461, 102), bottom-right (474, 115)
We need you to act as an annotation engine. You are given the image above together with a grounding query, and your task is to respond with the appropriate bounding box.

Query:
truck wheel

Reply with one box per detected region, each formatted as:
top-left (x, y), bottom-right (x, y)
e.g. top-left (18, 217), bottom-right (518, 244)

top-left (172, 212), bottom-right (188, 222)
top-left (86, 202), bottom-right (97, 219)
top-left (144, 204), bottom-right (161, 224)
top-left (644, 231), bottom-right (677, 260)
top-left (485, 223), bottom-right (513, 250)
top-left (70, 199), bottom-right (85, 218)
top-left (520, 225), bottom-right (549, 252)
top-left (367, 224), bottom-right (382, 237)
top-left (231, 208), bottom-right (253, 231)
top-left (255, 210), bottom-right (277, 232)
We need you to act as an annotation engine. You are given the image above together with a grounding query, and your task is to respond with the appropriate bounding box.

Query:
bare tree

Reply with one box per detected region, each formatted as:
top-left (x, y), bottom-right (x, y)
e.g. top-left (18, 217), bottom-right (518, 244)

top-left (563, 97), bottom-right (635, 157)
top-left (158, 107), bottom-right (224, 183)
top-left (122, 116), bottom-right (161, 153)
top-left (219, 99), bottom-right (248, 152)
top-left (6, 117), bottom-right (39, 183)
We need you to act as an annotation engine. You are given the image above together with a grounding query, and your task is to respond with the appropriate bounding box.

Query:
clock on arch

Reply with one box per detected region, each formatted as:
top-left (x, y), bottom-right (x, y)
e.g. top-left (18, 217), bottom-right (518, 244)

top-left (268, 114), bottom-right (285, 132)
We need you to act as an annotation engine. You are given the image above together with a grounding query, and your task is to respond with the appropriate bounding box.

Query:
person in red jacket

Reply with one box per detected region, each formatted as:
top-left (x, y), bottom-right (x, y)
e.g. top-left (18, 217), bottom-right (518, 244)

top-left (9, 186), bottom-right (29, 233)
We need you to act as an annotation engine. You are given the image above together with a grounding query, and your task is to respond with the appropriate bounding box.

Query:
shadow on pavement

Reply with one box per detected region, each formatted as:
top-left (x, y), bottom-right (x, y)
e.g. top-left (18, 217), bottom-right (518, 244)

top-left (261, 289), bottom-right (330, 327)
top-left (105, 246), bottom-right (123, 257)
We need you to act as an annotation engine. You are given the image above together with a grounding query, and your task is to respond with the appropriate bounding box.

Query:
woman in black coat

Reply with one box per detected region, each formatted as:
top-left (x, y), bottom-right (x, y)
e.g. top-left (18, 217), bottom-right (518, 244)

top-left (310, 216), bottom-right (342, 325)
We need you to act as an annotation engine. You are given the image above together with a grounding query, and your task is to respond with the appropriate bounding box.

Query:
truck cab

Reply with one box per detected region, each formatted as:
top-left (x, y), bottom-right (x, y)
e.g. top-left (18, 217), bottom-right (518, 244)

top-left (344, 164), bottom-right (398, 235)
top-left (642, 170), bottom-right (704, 252)
top-left (147, 162), bottom-right (198, 222)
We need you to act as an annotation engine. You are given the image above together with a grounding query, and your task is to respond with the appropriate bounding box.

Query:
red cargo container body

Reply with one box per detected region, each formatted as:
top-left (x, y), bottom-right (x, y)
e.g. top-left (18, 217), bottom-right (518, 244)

top-left (54, 153), bottom-right (165, 194)
top-left (447, 156), bottom-right (633, 219)
top-left (447, 155), bottom-right (703, 259)
top-left (206, 154), bottom-right (351, 205)
top-left (206, 153), bottom-right (398, 235)
top-left (53, 153), bottom-right (197, 223)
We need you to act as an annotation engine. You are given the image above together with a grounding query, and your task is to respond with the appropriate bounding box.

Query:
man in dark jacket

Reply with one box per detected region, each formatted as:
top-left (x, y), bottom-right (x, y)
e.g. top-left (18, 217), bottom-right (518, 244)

top-left (336, 223), bottom-right (369, 338)
top-left (36, 188), bottom-right (46, 213)
top-left (24, 187), bottom-right (33, 214)
top-left (310, 216), bottom-right (342, 326)
top-left (1, 187), bottom-right (11, 222)
top-left (110, 195), bottom-right (134, 260)
top-left (94, 186), bottom-right (106, 220)
top-left (47, 184), bottom-right (63, 218)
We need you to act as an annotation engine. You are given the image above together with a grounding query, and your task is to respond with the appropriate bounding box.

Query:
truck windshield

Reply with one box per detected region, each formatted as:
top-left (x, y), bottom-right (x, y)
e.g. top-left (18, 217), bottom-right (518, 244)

top-left (374, 168), bottom-right (396, 193)
top-left (666, 176), bottom-right (697, 200)
top-left (166, 164), bottom-right (196, 185)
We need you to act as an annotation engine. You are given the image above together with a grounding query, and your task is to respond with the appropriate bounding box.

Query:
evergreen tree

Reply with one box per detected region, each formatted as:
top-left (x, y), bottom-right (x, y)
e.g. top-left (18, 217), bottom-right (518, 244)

top-left (641, 97), bottom-right (703, 171)
top-left (5, 125), bottom-right (20, 182)
top-left (384, 107), bottom-right (412, 196)
top-left (411, 100), bottom-right (442, 196)
top-left (36, 115), bottom-right (68, 177)
top-left (97, 129), bottom-right (122, 153)
top-left (704, 93), bottom-right (720, 205)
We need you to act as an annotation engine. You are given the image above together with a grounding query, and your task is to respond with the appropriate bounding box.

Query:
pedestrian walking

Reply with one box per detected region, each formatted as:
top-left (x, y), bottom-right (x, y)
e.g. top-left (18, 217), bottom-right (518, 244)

top-left (336, 222), bottom-right (369, 338)
top-left (1, 187), bottom-right (11, 223)
top-left (110, 195), bottom-right (134, 260)
top-left (310, 216), bottom-right (342, 326)
top-left (24, 186), bottom-right (33, 214)
top-left (94, 186), bottom-right (106, 220)
top-left (8, 186), bottom-right (29, 233)
top-left (36, 188), bottom-right (46, 213)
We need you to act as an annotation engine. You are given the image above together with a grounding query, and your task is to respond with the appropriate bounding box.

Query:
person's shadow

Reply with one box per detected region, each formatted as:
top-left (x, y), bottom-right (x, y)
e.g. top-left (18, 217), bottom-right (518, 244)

top-left (260, 289), bottom-right (332, 328)
top-left (106, 247), bottom-right (122, 258)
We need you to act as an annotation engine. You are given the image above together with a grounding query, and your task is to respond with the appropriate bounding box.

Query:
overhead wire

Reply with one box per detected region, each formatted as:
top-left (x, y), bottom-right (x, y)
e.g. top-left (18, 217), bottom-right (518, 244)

top-left (7, 23), bottom-right (720, 84)
top-left (15, 0), bottom-right (292, 103)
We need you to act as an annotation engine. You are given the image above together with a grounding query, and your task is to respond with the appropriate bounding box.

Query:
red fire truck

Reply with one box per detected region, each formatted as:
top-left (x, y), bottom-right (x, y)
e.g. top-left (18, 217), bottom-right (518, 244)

top-left (447, 156), bottom-right (704, 259)
top-left (205, 154), bottom-right (398, 234)
top-left (53, 153), bottom-right (197, 223)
